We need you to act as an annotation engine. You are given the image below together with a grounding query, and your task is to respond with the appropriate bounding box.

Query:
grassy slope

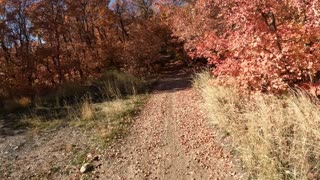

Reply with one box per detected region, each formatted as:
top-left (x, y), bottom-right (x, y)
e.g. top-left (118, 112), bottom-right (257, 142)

top-left (194, 72), bottom-right (320, 180)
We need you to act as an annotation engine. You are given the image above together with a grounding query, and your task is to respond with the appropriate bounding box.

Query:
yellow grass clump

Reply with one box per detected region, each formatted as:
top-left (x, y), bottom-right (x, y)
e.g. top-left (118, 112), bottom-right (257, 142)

top-left (80, 99), bottom-right (94, 121)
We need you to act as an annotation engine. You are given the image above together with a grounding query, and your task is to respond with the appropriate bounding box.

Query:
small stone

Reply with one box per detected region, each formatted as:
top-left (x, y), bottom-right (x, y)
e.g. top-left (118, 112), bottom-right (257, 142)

top-left (87, 153), bottom-right (93, 159)
top-left (80, 163), bottom-right (93, 173)
top-left (285, 170), bottom-right (291, 175)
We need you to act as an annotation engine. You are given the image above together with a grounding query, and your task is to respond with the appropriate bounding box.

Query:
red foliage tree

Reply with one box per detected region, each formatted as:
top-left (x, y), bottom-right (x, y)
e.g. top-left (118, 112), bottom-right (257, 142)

top-left (0, 0), bottom-right (170, 99)
top-left (166, 0), bottom-right (320, 93)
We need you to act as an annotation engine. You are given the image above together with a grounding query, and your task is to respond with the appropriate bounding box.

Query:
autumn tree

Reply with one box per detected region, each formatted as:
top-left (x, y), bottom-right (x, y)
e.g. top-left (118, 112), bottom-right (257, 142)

top-left (0, 0), bottom-right (37, 96)
top-left (166, 0), bottom-right (320, 93)
top-left (0, 0), bottom-right (172, 99)
top-left (109, 0), bottom-right (172, 75)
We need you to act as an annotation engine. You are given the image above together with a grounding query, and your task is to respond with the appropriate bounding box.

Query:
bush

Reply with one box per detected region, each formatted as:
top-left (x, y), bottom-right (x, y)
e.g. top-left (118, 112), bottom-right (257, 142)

top-left (168, 0), bottom-right (320, 93)
top-left (1, 97), bottom-right (32, 112)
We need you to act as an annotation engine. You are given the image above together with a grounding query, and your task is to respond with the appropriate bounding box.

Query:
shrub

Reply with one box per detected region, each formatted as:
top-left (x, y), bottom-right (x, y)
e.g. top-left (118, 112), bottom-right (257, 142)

top-left (1, 97), bottom-right (32, 112)
top-left (168, 0), bottom-right (320, 93)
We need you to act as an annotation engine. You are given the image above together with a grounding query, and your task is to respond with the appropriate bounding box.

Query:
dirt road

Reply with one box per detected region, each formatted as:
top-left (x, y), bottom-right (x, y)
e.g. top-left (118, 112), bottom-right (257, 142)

top-left (0, 63), bottom-right (245, 179)
top-left (99, 71), bottom-right (245, 179)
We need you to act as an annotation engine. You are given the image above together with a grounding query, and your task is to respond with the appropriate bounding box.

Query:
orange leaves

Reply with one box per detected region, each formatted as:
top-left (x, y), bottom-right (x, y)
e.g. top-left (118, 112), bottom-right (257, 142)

top-left (167, 0), bottom-right (320, 94)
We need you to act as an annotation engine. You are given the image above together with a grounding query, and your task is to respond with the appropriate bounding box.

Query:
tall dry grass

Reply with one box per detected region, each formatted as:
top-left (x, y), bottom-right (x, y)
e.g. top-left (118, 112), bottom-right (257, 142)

top-left (80, 98), bottom-right (94, 121)
top-left (194, 73), bottom-right (320, 180)
top-left (0, 70), bottom-right (148, 113)
top-left (97, 70), bottom-right (143, 99)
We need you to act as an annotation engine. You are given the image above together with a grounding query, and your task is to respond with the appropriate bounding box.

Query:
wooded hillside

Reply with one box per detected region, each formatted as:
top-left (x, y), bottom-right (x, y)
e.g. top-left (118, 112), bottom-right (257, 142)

top-left (0, 0), bottom-right (172, 99)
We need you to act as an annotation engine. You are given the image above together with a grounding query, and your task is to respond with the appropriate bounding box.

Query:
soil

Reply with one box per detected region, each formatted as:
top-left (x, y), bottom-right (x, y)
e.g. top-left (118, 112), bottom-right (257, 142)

top-left (0, 61), bottom-right (246, 179)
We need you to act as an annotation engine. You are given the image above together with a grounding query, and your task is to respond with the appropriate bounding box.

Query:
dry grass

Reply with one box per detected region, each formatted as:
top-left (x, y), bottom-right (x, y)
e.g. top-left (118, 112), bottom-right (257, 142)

top-left (95, 96), bottom-right (145, 143)
top-left (0, 70), bottom-right (149, 110)
top-left (21, 115), bottom-right (62, 132)
top-left (16, 94), bottom-right (146, 146)
top-left (1, 70), bottom-right (148, 133)
top-left (194, 72), bottom-right (320, 180)
top-left (80, 98), bottom-right (94, 121)
top-left (69, 95), bottom-right (147, 146)
top-left (97, 70), bottom-right (145, 99)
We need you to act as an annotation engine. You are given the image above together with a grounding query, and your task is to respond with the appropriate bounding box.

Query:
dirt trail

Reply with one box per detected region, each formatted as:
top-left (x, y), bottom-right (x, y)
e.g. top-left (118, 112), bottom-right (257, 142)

top-left (0, 61), bottom-right (245, 179)
top-left (99, 66), bottom-right (245, 179)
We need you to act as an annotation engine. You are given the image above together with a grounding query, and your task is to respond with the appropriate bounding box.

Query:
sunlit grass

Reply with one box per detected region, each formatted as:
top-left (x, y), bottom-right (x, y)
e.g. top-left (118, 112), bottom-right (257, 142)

top-left (194, 72), bottom-right (320, 180)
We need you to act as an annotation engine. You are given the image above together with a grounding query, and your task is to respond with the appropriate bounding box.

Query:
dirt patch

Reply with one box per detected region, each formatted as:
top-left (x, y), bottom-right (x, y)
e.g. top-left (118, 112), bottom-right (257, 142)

top-left (98, 72), bottom-right (245, 179)
top-left (0, 62), bottom-right (246, 179)
top-left (0, 126), bottom-right (96, 179)
top-left (0, 97), bottom-right (145, 179)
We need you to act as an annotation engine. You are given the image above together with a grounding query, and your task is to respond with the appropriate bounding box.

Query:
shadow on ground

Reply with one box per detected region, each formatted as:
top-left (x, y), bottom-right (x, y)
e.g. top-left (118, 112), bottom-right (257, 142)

top-left (152, 60), bottom-right (193, 93)
top-left (0, 107), bottom-right (70, 137)
top-left (0, 114), bottom-right (28, 137)
top-left (152, 75), bottom-right (192, 93)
